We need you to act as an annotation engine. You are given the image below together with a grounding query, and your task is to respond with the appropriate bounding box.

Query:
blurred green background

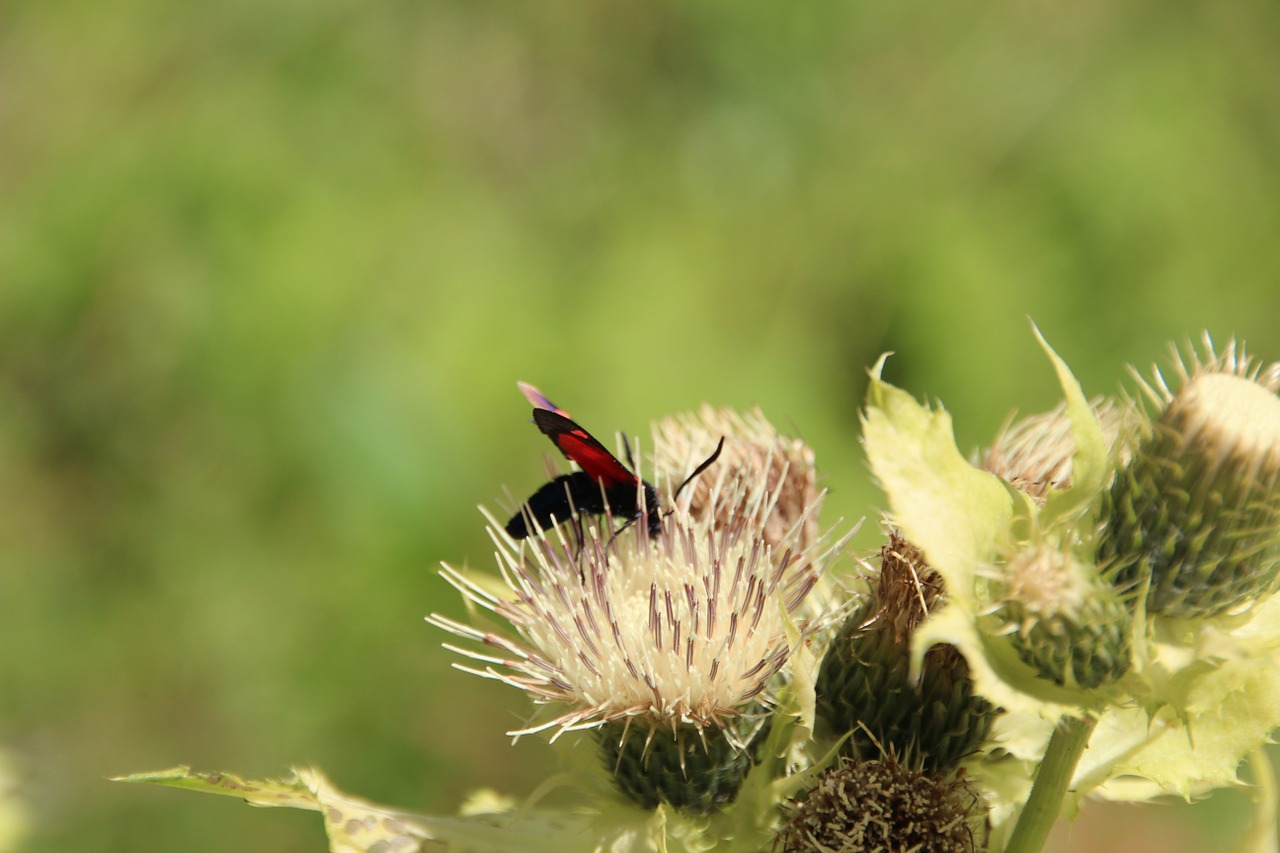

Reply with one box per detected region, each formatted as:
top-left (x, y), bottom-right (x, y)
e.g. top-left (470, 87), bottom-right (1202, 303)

top-left (3, 0), bottom-right (1279, 850)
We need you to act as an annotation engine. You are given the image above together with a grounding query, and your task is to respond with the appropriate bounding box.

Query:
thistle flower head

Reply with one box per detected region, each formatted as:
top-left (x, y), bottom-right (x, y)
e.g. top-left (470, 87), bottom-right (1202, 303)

top-left (652, 405), bottom-right (822, 551)
top-left (864, 531), bottom-right (942, 643)
top-left (1100, 334), bottom-right (1280, 617)
top-left (779, 755), bottom-right (982, 853)
top-left (1001, 545), bottom-right (1095, 620)
top-left (431, 413), bottom-right (848, 811)
top-left (433, 508), bottom-right (835, 739)
top-left (980, 398), bottom-right (1139, 503)
top-left (1130, 334), bottom-right (1280, 410)
top-left (435, 417), bottom-right (844, 809)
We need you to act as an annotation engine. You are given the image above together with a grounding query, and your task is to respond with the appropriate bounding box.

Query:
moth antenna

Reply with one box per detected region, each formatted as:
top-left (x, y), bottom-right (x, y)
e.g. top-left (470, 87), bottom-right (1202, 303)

top-left (673, 436), bottom-right (726, 502)
top-left (621, 432), bottom-right (637, 471)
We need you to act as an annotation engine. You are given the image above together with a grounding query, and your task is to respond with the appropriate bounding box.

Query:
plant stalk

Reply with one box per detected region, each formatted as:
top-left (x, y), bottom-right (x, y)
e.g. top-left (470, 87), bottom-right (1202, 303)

top-left (1003, 714), bottom-right (1097, 853)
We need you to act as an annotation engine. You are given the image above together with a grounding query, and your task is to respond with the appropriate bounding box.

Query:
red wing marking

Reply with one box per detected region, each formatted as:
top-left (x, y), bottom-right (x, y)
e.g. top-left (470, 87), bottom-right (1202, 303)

top-left (532, 409), bottom-right (636, 489)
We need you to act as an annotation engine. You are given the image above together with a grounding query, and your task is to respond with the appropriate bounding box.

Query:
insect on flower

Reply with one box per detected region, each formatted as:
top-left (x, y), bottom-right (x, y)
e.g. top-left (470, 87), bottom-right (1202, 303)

top-left (504, 382), bottom-right (724, 540)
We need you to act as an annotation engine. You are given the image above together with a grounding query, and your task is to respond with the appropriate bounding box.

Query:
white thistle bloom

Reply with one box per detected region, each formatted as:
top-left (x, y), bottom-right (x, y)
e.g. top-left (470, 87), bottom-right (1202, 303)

top-left (430, 467), bottom-right (846, 744)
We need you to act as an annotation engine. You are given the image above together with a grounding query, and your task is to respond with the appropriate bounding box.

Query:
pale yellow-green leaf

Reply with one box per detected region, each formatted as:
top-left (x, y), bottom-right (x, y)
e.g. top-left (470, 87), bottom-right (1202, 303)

top-left (1084, 653), bottom-right (1280, 801)
top-left (116, 766), bottom-right (641, 853)
top-left (0, 750), bottom-right (26, 853)
top-left (1084, 748), bottom-right (1279, 853)
top-left (780, 598), bottom-right (819, 745)
top-left (967, 748), bottom-right (1037, 853)
top-left (910, 605), bottom-right (1081, 720)
top-left (1031, 323), bottom-right (1108, 531)
top-left (1195, 591), bottom-right (1280, 661)
top-left (115, 766), bottom-right (334, 809)
top-left (1069, 592), bottom-right (1280, 803)
top-left (116, 767), bottom-right (436, 853)
top-left (863, 358), bottom-right (1089, 719)
top-left (1235, 751), bottom-right (1279, 853)
top-left (861, 355), bottom-right (1016, 607)
top-left (117, 754), bottom-right (820, 853)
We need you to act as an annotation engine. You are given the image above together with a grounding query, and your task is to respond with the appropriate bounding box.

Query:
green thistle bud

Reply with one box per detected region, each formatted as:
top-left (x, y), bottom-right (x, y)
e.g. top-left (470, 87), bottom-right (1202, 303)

top-left (815, 533), bottom-right (996, 774)
top-left (597, 715), bottom-right (765, 813)
top-left (778, 755), bottom-right (982, 853)
top-left (994, 546), bottom-right (1132, 689)
top-left (1099, 339), bottom-right (1280, 618)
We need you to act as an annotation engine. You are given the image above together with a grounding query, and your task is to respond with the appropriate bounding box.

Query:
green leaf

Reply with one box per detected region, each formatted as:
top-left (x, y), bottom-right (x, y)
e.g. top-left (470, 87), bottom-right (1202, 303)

top-left (116, 761), bottom-right (810, 853)
top-left (116, 766), bottom-right (610, 853)
top-left (116, 767), bottom-right (435, 852)
top-left (861, 354), bottom-right (1017, 609)
top-left (1031, 323), bottom-right (1108, 532)
top-left (1076, 591), bottom-right (1280, 801)
top-left (1236, 751), bottom-right (1280, 853)
top-left (0, 750), bottom-right (27, 853)
top-left (862, 356), bottom-right (1087, 720)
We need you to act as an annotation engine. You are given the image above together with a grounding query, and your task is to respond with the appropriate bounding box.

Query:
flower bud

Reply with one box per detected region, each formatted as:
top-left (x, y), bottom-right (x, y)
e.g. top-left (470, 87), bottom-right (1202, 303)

top-left (994, 546), bottom-right (1132, 689)
top-left (815, 533), bottom-right (996, 774)
top-left (1099, 340), bottom-right (1280, 618)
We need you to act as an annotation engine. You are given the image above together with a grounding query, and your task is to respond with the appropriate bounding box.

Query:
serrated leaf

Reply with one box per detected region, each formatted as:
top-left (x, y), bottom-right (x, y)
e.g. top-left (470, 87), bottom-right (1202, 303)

top-left (1083, 653), bottom-right (1280, 800)
top-left (1067, 592), bottom-right (1280, 803)
top-left (117, 762), bottom-right (809, 853)
top-left (861, 357), bottom-right (1089, 720)
top-left (861, 354), bottom-right (1016, 608)
top-left (116, 766), bottom-right (618, 853)
top-left (1032, 323), bottom-right (1108, 530)
top-left (115, 766), bottom-right (330, 810)
top-left (116, 767), bottom-right (435, 852)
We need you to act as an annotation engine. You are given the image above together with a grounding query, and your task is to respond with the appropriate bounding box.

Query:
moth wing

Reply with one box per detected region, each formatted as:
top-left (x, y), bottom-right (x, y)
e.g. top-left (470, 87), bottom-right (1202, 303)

top-left (532, 409), bottom-right (636, 489)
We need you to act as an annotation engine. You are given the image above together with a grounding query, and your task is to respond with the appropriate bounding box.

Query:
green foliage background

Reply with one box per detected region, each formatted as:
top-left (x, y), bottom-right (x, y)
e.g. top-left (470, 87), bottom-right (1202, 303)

top-left (2, 1), bottom-right (1279, 851)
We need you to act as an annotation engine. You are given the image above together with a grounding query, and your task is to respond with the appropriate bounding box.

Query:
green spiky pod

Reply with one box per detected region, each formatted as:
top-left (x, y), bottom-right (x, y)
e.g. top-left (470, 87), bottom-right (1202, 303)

top-left (1099, 372), bottom-right (1280, 618)
top-left (994, 547), bottom-right (1132, 689)
top-left (596, 714), bottom-right (765, 813)
top-left (778, 755), bottom-right (982, 853)
top-left (815, 534), bottom-right (996, 774)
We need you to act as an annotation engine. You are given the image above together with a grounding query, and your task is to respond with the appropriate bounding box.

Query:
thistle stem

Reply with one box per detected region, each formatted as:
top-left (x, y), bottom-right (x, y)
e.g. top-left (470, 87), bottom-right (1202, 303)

top-left (1003, 714), bottom-right (1097, 853)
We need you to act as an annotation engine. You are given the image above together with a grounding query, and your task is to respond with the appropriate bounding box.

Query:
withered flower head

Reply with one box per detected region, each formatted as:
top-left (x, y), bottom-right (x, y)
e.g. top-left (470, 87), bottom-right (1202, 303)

top-left (779, 754), bottom-right (981, 853)
top-left (815, 530), bottom-right (996, 775)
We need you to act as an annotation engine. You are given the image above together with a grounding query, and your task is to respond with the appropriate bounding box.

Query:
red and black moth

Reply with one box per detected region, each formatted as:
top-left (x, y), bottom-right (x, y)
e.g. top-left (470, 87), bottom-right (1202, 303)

top-left (504, 382), bottom-right (724, 540)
